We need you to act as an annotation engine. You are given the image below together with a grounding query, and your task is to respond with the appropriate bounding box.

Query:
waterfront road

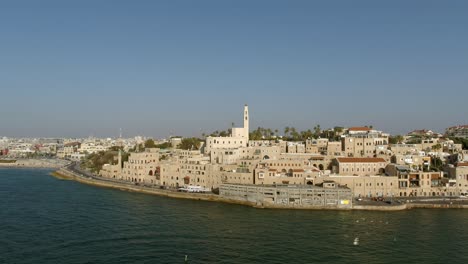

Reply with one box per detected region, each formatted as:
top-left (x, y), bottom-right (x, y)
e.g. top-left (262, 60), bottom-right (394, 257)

top-left (64, 162), bottom-right (202, 193)
top-left (65, 162), bottom-right (155, 188)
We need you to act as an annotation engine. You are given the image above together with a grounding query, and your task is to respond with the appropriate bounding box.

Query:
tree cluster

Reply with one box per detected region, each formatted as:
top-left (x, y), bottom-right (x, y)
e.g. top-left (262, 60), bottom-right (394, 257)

top-left (450, 137), bottom-right (468, 150)
top-left (389, 135), bottom-right (405, 144)
top-left (203, 125), bottom-right (345, 142)
top-left (81, 150), bottom-right (128, 173)
top-left (202, 129), bottom-right (232, 138)
top-left (177, 137), bottom-right (202, 150)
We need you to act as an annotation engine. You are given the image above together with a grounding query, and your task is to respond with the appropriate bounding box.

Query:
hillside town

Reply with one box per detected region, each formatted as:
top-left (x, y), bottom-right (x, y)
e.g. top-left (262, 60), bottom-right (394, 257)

top-left (2, 106), bottom-right (468, 206)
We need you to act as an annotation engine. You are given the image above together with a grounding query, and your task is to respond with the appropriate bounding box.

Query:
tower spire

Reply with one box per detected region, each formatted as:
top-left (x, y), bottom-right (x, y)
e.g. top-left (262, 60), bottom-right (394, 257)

top-left (243, 104), bottom-right (249, 139)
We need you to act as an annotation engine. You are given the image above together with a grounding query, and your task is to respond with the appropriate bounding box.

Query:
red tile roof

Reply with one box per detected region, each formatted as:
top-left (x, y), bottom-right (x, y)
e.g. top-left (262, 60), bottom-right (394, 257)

top-left (348, 127), bottom-right (371, 131)
top-left (336, 157), bottom-right (386, 163)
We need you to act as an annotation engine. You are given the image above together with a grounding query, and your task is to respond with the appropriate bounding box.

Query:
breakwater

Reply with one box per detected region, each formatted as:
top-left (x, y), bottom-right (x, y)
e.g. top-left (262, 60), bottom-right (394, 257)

top-left (0, 158), bottom-right (69, 168)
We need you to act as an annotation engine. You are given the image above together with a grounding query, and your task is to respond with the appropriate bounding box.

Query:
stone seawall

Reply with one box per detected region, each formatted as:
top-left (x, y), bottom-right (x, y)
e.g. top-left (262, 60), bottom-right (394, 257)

top-left (53, 168), bottom-right (468, 211)
top-left (407, 203), bottom-right (468, 209)
top-left (0, 159), bottom-right (69, 168)
top-left (352, 204), bottom-right (408, 211)
top-left (54, 168), bottom-right (226, 201)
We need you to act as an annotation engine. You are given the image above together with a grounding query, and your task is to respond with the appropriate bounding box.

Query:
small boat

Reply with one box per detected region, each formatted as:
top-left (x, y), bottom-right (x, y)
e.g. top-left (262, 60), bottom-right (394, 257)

top-left (353, 237), bottom-right (360, 246)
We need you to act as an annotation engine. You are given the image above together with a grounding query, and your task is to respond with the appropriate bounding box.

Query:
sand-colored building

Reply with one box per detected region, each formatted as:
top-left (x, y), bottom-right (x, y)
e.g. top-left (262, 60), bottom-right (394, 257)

top-left (341, 127), bottom-right (389, 158)
top-left (254, 159), bottom-right (321, 185)
top-left (205, 105), bottom-right (249, 154)
top-left (332, 157), bottom-right (387, 176)
top-left (120, 148), bottom-right (160, 184)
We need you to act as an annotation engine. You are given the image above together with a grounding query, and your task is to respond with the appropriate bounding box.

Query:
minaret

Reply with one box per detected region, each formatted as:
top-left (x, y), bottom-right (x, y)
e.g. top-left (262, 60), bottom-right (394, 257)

top-left (118, 149), bottom-right (122, 169)
top-left (115, 149), bottom-right (123, 180)
top-left (243, 104), bottom-right (249, 139)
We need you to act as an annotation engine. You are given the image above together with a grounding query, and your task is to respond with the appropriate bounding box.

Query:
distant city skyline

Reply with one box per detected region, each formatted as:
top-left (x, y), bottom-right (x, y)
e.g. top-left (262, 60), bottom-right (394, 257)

top-left (1, 0), bottom-right (467, 138)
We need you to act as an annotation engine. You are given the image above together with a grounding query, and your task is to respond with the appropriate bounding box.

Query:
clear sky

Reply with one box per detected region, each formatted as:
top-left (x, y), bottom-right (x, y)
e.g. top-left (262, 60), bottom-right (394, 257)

top-left (1, 0), bottom-right (467, 138)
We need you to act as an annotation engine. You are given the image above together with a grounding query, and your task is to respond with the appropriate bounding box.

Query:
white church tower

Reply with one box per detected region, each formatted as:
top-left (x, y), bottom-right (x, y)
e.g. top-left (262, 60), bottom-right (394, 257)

top-left (206, 105), bottom-right (250, 154)
top-left (231, 104), bottom-right (250, 139)
top-left (243, 104), bottom-right (249, 139)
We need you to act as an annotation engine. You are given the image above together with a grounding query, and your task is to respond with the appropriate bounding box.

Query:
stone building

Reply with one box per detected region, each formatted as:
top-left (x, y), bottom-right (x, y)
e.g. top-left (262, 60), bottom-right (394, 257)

top-left (220, 183), bottom-right (353, 209)
top-left (100, 150), bottom-right (123, 179)
top-left (121, 148), bottom-right (160, 184)
top-left (332, 157), bottom-right (387, 176)
top-left (204, 105), bottom-right (249, 154)
top-left (254, 159), bottom-right (321, 185)
top-left (341, 127), bottom-right (389, 157)
top-left (446, 125), bottom-right (468, 138)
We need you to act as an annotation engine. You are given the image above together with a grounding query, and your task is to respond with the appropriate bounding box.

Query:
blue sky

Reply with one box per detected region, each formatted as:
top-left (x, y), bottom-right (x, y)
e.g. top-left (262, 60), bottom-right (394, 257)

top-left (1, 0), bottom-right (467, 138)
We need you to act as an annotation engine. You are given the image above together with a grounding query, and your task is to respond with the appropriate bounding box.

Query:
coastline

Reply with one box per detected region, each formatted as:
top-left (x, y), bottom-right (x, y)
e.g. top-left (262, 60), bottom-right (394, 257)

top-left (0, 158), bottom-right (69, 169)
top-left (51, 167), bottom-right (468, 211)
top-left (51, 168), bottom-right (259, 207)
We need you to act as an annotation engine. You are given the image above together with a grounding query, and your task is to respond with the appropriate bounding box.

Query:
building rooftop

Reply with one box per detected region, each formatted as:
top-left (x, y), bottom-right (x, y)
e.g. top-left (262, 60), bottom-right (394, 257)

top-left (336, 157), bottom-right (386, 163)
top-left (348, 126), bottom-right (372, 132)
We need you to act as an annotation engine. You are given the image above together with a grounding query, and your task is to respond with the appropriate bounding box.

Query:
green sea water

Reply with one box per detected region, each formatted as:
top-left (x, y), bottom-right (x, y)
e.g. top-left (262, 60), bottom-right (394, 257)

top-left (1, 168), bottom-right (468, 264)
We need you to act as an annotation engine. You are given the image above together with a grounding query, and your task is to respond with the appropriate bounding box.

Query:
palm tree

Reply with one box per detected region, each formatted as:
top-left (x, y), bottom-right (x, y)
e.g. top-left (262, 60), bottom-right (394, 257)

top-left (290, 127), bottom-right (298, 141)
top-left (313, 124), bottom-right (321, 138)
top-left (395, 135), bottom-right (404, 144)
top-left (284, 126), bottom-right (290, 138)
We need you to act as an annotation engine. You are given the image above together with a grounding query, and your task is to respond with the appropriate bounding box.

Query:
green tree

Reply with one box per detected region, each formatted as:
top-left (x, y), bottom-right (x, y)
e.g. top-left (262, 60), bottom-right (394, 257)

top-left (110, 146), bottom-right (124, 151)
top-left (431, 143), bottom-right (442, 152)
top-left (333, 126), bottom-right (344, 133)
top-left (289, 127), bottom-right (299, 141)
top-left (450, 137), bottom-right (468, 150)
top-left (155, 142), bottom-right (172, 149)
top-left (144, 139), bottom-right (157, 148)
top-left (430, 157), bottom-right (444, 171)
top-left (313, 124), bottom-right (321, 138)
top-left (177, 138), bottom-right (202, 150)
top-left (300, 129), bottom-right (313, 140)
top-left (81, 150), bottom-right (124, 173)
top-left (389, 135), bottom-right (404, 144)
top-left (284, 126), bottom-right (290, 138)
